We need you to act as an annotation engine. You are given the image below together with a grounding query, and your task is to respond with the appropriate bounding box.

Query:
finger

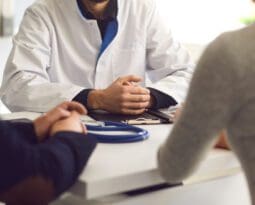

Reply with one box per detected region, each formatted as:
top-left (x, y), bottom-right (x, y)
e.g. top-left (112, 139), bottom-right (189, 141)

top-left (81, 123), bottom-right (88, 134)
top-left (129, 86), bottom-right (150, 95)
top-left (69, 111), bottom-right (88, 134)
top-left (35, 107), bottom-right (71, 139)
top-left (59, 101), bottom-right (87, 115)
top-left (69, 110), bottom-right (81, 118)
top-left (45, 107), bottom-right (71, 123)
top-left (118, 75), bottom-right (142, 84)
top-left (120, 108), bottom-right (146, 115)
top-left (124, 94), bottom-right (151, 102)
top-left (122, 101), bottom-right (150, 109)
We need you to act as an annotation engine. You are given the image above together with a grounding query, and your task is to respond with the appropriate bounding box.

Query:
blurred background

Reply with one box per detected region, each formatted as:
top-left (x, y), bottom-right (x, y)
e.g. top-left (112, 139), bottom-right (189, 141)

top-left (158, 0), bottom-right (254, 43)
top-left (0, 0), bottom-right (254, 113)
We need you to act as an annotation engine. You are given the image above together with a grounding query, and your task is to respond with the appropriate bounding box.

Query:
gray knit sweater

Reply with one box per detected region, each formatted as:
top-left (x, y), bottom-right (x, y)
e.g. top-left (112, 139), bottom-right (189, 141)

top-left (158, 23), bottom-right (255, 204)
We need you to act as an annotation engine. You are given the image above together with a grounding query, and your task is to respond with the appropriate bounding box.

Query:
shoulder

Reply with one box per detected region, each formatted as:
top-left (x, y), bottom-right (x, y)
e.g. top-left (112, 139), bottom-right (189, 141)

top-left (194, 25), bottom-right (255, 85)
top-left (200, 28), bottom-right (243, 70)
top-left (206, 25), bottom-right (255, 59)
top-left (22, 0), bottom-right (72, 27)
top-left (24, 0), bottom-right (60, 17)
top-left (26, 0), bottom-right (50, 12)
top-left (203, 25), bottom-right (255, 72)
top-left (121, 0), bottom-right (155, 13)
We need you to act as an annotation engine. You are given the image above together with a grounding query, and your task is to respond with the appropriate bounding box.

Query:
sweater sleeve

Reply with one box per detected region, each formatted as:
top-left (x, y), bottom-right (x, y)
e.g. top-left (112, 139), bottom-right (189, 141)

top-left (1, 120), bottom-right (39, 144)
top-left (157, 35), bottom-right (237, 183)
top-left (33, 132), bottom-right (97, 196)
top-left (0, 121), bottom-right (97, 197)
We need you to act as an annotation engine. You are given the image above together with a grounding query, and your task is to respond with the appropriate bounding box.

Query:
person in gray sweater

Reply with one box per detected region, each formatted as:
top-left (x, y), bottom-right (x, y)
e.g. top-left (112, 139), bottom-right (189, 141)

top-left (158, 13), bottom-right (255, 205)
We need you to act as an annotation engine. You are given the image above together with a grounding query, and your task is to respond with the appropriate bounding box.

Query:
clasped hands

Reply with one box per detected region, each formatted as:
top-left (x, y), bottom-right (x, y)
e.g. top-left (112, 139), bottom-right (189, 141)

top-left (33, 102), bottom-right (87, 142)
top-left (87, 75), bottom-right (154, 115)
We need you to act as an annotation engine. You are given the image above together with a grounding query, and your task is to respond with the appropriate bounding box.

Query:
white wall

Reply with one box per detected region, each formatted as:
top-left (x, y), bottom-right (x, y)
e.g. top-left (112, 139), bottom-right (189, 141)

top-left (0, 0), bottom-right (35, 113)
top-left (14, 0), bottom-right (35, 30)
top-left (157, 0), bottom-right (254, 43)
top-left (0, 0), bottom-right (35, 77)
top-left (0, 37), bottom-right (11, 113)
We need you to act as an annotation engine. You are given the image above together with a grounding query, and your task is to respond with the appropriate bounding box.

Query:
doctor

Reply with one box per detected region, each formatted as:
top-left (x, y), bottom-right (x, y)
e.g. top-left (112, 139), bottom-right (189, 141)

top-left (0, 0), bottom-right (194, 114)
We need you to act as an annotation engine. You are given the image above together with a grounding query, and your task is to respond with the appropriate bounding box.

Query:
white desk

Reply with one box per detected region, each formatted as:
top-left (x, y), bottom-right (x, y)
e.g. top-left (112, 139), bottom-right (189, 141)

top-left (71, 124), bottom-right (240, 198)
top-left (1, 112), bottom-right (251, 205)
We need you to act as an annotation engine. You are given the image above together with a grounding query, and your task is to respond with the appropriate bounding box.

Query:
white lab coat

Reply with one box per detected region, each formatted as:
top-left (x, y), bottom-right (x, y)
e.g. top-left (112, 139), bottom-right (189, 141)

top-left (0, 0), bottom-right (194, 112)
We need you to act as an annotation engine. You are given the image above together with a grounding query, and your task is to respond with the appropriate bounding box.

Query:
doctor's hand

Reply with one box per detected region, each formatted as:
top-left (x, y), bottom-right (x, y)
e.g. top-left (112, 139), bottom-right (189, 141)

top-left (87, 75), bottom-right (151, 115)
top-left (34, 101), bottom-right (87, 141)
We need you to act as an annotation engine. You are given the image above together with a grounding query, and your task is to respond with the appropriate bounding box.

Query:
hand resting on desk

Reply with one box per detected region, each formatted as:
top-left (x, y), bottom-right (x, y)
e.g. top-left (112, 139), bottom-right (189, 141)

top-left (87, 75), bottom-right (152, 115)
top-left (34, 101), bottom-right (87, 141)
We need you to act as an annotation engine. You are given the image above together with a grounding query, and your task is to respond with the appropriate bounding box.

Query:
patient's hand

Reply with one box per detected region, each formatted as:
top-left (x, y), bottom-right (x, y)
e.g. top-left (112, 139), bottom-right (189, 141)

top-left (215, 131), bottom-right (230, 150)
top-left (171, 103), bottom-right (184, 122)
top-left (34, 101), bottom-right (87, 141)
top-left (50, 111), bottom-right (87, 136)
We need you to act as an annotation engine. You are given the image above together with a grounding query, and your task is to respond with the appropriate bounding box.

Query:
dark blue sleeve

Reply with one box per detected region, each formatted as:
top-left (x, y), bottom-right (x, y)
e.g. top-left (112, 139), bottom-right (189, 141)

top-left (73, 89), bottom-right (93, 109)
top-left (1, 120), bottom-right (38, 144)
top-left (74, 88), bottom-right (177, 110)
top-left (148, 88), bottom-right (177, 109)
top-left (0, 121), bottom-right (97, 197)
top-left (35, 132), bottom-right (97, 196)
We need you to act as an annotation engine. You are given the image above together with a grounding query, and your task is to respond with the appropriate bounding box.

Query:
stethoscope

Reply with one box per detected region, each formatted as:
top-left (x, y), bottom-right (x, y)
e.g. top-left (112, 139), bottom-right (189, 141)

top-left (85, 121), bottom-right (149, 143)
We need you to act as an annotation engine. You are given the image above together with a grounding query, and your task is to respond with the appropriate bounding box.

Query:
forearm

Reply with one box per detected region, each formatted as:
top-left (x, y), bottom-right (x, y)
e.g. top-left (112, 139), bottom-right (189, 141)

top-left (2, 56), bottom-right (84, 112)
top-left (158, 41), bottom-right (235, 183)
top-left (1, 76), bottom-right (84, 112)
top-left (157, 85), bottom-right (227, 183)
top-left (0, 121), bottom-right (38, 144)
top-left (158, 118), bottom-right (218, 183)
top-left (33, 132), bottom-right (97, 196)
top-left (0, 129), bottom-right (97, 199)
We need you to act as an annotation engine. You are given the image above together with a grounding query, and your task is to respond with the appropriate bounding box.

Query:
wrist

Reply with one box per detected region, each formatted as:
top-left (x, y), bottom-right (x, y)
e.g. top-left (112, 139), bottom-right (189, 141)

top-left (87, 89), bottom-right (104, 109)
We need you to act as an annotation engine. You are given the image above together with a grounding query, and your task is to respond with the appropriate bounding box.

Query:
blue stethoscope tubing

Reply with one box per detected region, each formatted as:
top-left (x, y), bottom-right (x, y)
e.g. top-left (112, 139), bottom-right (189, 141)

top-left (85, 121), bottom-right (149, 143)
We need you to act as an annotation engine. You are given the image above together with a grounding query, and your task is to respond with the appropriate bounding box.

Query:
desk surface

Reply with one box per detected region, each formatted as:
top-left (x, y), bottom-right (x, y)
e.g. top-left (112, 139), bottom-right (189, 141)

top-left (72, 124), bottom-right (240, 200)
top-left (1, 112), bottom-right (241, 201)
